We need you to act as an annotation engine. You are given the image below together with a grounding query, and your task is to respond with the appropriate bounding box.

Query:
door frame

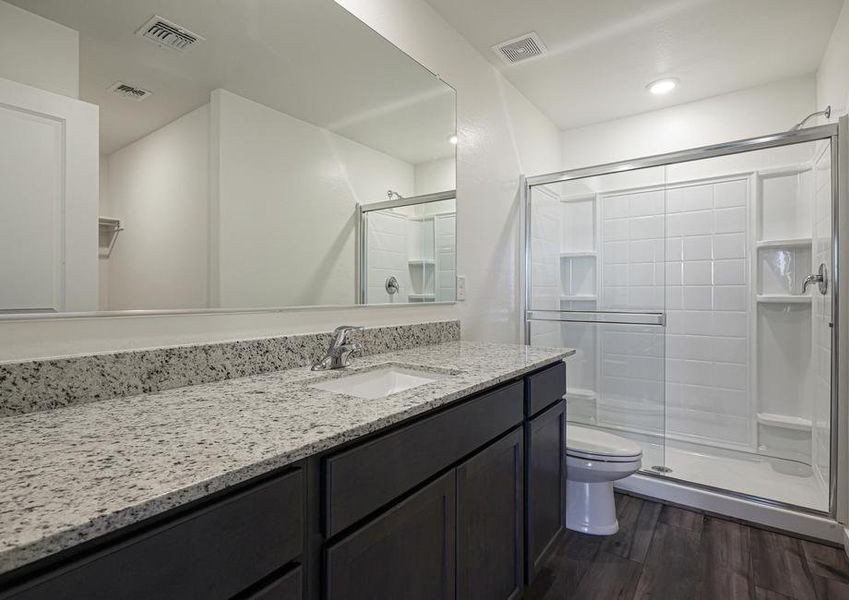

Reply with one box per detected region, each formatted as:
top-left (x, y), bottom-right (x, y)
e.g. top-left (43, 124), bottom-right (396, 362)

top-left (0, 76), bottom-right (99, 313)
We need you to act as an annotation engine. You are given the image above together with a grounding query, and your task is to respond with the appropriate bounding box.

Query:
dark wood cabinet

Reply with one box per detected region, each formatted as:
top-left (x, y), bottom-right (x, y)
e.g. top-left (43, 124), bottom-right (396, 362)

top-left (1, 361), bottom-right (568, 600)
top-left (457, 427), bottom-right (524, 600)
top-left (324, 381), bottom-right (522, 536)
top-left (3, 469), bottom-right (304, 600)
top-left (525, 400), bottom-right (566, 582)
top-left (525, 361), bottom-right (566, 417)
top-left (325, 472), bottom-right (456, 600)
top-left (243, 566), bottom-right (303, 600)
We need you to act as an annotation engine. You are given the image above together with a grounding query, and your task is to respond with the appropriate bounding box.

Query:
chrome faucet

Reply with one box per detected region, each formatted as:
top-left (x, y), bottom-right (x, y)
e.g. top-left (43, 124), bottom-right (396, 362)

top-left (312, 326), bottom-right (364, 371)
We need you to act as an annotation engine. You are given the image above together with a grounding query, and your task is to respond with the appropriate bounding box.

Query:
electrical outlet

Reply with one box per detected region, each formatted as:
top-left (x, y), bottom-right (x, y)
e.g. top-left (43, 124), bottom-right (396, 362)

top-left (456, 275), bottom-right (466, 301)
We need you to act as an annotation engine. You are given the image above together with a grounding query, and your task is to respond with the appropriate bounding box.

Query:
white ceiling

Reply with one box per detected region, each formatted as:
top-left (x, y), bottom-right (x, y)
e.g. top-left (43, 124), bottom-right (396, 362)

top-left (425, 0), bottom-right (844, 130)
top-left (10, 0), bottom-right (456, 164)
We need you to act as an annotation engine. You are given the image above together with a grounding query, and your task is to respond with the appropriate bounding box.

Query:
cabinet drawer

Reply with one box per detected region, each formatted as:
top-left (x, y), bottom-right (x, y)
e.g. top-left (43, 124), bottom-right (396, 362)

top-left (525, 361), bottom-right (565, 417)
top-left (6, 469), bottom-right (303, 600)
top-left (325, 381), bottom-right (523, 536)
top-left (244, 566), bottom-right (302, 600)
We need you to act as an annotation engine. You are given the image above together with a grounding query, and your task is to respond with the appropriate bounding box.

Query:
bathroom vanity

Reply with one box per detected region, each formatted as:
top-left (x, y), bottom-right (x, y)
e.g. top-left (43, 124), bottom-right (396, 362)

top-left (0, 341), bottom-right (571, 600)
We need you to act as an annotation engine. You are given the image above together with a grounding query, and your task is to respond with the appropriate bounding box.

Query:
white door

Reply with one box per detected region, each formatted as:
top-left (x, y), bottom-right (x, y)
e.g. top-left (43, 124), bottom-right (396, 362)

top-left (0, 76), bottom-right (98, 312)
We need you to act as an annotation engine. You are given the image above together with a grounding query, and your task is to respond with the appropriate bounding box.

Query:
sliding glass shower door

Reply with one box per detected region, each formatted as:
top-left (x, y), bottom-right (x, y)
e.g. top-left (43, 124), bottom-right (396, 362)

top-left (525, 124), bottom-right (839, 514)
top-left (527, 166), bottom-right (669, 473)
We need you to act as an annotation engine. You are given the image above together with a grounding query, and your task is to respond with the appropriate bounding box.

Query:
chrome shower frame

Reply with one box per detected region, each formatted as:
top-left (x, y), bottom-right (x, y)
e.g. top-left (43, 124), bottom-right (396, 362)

top-left (356, 189), bottom-right (457, 305)
top-left (522, 121), bottom-right (847, 521)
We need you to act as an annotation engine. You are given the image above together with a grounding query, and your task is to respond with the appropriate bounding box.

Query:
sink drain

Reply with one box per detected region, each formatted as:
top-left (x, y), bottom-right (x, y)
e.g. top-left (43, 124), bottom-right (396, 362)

top-left (650, 465), bottom-right (672, 474)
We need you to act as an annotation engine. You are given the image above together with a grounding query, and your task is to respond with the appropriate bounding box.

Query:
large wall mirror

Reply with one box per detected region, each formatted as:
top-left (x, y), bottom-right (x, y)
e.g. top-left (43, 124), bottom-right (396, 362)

top-left (0, 0), bottom-right (456, 316)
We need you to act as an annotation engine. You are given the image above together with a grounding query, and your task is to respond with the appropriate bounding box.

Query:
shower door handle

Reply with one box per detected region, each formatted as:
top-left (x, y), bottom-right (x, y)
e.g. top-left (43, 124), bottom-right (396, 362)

top-left (801, 263), bottom-right (828, 295)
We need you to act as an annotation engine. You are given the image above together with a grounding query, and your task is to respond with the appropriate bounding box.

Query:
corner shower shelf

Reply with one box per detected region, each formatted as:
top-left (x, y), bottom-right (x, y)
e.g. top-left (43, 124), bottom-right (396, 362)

top-left (408, 259), bottom-right (435, 266)
top-left (756, 238), bottom-right (812, 249)
top-left (756, 412), bottom-right (812, 432)
top-left (756, 294), bottom-right (812, 304)
top-left (560, 251), bottom-right (596, 259)
top-left (561, 294), bottom-right (597, 302)
top-left (407, 293), bottom-right (435, 301)
top-left (563, 388), bottom-right (597, 401)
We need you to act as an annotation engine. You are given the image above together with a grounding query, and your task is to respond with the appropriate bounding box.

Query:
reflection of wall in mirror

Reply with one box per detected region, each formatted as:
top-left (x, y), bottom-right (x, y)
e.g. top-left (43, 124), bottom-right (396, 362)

top-left (97, 88), bottom-right (418, 310)
top-left (0, 0), bottom-right (456, 313)
top-left (0, 1), bottom-right (98, 313)
top-left (0, 1), bottom-right (78, 99)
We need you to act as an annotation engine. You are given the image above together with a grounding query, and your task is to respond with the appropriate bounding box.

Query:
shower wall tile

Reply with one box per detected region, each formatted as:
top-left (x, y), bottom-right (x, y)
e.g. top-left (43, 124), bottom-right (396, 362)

top-left (598, 177), bottom-right (752, 450)
top-left (714, 233), bottom-right (746, 259)
top-left (366, 211), bottom-right (411, 303)
top-left (529, 186), bottom-right (562, 347)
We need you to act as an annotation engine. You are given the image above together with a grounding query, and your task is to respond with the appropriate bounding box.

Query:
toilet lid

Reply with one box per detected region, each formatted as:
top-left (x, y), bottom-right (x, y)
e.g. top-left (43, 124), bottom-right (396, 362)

top-left (566, 424), bottom-right (642, 459)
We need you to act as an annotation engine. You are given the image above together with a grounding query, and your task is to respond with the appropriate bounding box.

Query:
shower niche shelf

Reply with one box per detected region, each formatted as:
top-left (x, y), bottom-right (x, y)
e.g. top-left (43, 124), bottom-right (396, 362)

top-left (755, 237), bottom-right (812, 249)
top-left (756, 294), bottom-right (812, 304)
top-left (564, 387), bottom-right (597, 424)
top-left (753, 163), bottom-right (818, 465)
top-left (560, 251), bottom-right (596, 259)
top-left (559, 193), bottom-right (598, 305)
top-left (756, 412), bottom-right (812, 432)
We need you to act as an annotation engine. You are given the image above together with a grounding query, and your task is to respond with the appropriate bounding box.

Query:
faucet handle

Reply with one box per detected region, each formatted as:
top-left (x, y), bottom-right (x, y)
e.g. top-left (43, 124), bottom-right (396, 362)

top-left (333, 325), bottom-right (364, 342)
top-left (801, 263), bottom-right (828, 295)
top-left (333, 325), bottom-right (364, 333)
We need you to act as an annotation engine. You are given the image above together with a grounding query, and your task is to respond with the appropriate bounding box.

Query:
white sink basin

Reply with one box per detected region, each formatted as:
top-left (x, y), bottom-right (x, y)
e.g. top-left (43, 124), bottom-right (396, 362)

top-left (310, 366), bottom-right (445, 399)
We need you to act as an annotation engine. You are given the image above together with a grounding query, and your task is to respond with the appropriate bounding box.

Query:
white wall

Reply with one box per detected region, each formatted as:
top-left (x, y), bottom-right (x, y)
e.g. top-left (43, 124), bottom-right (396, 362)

top-left (817, 0), bottom-right (849, 116)
top-left (211, 88), bottom-right (414, 308)
top-left (816, 0), bottom-right (849, 530)
top-left (337, 0), bottom-right (563, 342)
top-left (414, 157), bottom-right (455, 195)
top-left (0, 0), bottom-right (561, 360)
top-left (105, 104), bottom-right (210, 310)
top-left (562, 77), bottom-right (816, 170)
top-left (0, 0), bottom-right (78, 99)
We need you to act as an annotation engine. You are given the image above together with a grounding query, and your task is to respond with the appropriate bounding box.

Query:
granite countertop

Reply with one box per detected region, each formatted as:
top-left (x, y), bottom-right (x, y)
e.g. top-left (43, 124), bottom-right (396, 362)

top-left (0, 341), bottom-right (573, 575)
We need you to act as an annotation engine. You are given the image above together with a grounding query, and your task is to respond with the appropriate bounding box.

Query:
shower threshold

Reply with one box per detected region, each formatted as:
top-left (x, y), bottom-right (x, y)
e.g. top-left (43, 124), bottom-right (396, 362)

top-left (587, 425), bottom-right (829, 513)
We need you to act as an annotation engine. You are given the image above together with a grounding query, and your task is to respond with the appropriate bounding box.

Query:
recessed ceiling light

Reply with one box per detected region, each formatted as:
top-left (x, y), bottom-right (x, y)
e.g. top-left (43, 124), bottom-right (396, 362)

top-left (647, 78), bottom-right (678, 95)
top-left (448, 134), bottom-right (458, 145)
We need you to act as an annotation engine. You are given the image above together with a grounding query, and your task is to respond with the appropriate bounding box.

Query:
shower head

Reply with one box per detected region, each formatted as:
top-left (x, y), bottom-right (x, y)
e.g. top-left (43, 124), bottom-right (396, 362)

top-left (790, 106), bottom-right (831, 131)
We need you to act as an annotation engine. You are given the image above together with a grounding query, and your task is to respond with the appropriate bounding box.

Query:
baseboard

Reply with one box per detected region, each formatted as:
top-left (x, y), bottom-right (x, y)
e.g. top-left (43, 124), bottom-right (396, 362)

top-left (616, 473), bottom-right (844, 545)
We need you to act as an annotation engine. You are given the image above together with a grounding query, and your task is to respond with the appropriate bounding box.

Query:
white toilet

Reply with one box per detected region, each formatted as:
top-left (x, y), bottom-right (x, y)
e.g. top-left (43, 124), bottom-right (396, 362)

top-left (565, 424), bottom-right (643, 535)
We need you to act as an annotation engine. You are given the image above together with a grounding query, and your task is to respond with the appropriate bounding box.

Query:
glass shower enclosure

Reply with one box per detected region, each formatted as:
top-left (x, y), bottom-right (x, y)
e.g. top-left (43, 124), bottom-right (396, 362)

top-left (524, 122), bottom-right (844, 516)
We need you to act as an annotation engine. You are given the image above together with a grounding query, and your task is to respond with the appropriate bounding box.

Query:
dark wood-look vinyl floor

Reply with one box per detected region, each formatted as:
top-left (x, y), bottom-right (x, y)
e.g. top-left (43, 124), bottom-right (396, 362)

top-left (524, 493), bottom-right (849, 600)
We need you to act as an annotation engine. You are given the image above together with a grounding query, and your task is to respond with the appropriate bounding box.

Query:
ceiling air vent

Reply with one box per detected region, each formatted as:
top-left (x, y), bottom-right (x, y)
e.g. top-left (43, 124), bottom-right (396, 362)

top-left (108, 81), bottom-right (152, 101)
top-left (136, 15), bottom-right (204, 53)
top-left (491, 32), bottom-right (547, 65)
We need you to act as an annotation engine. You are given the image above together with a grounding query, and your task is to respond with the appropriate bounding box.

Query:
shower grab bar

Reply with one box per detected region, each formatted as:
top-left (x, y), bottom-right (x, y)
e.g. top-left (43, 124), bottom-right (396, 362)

top-left (526, 309), bottom-right (665, 326)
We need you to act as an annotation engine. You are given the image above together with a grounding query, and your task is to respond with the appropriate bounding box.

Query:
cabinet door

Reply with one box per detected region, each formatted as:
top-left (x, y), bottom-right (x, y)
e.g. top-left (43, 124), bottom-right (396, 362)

top-left (325, 472), bottom-right (455, 600)
top-left (526, 400), bottom-right (566, 582)
top-left (457, 428), bottom-right (524, 600)
top-left (244, 565), bottom-right (302, 600)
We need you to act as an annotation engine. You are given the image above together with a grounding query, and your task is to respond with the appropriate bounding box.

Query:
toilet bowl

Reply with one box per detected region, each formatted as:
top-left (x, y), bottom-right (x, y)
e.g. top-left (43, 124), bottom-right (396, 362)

top-left (566, 424), bottom-right (642, 535)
